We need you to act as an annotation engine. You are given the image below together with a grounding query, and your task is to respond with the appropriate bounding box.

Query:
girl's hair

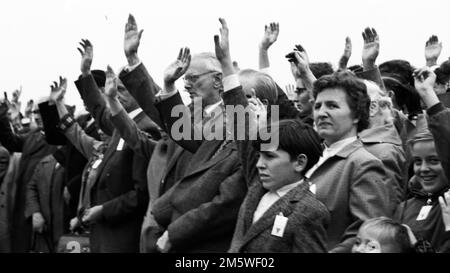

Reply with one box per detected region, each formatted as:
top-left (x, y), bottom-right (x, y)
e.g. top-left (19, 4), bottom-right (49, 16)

top-left (360, 217), bottom-right (414, 253)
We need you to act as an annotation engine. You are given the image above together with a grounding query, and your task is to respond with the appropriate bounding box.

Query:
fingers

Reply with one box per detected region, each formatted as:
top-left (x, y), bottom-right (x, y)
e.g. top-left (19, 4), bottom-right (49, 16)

top-left (345, 36), bottom-right (352, 49)
top-left (126, 13), bottom-right (137, 32)
top-left (106, 65), bottom-right (115, 76)
top-left (218, 17), bottom-right (228, 30)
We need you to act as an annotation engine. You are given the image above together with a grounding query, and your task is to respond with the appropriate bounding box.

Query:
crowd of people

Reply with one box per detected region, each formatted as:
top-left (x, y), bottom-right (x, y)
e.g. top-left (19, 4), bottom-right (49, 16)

top-left (1, 14), bottom-right (450, 253)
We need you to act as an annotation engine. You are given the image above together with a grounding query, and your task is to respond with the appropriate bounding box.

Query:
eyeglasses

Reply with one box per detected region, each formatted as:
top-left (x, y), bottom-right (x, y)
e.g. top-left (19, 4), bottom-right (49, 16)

top-left (183, 71), bottom-right (219, 84)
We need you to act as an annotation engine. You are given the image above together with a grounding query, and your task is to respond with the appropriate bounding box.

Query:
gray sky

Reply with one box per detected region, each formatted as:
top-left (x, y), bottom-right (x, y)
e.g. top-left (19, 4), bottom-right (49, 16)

top-left (1, 0), bottom-right (449, 114)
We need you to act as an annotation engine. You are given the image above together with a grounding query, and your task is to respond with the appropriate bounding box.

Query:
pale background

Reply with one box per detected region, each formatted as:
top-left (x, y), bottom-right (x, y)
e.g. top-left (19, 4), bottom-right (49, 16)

top-left (1, 0), bottom-right (449, 115)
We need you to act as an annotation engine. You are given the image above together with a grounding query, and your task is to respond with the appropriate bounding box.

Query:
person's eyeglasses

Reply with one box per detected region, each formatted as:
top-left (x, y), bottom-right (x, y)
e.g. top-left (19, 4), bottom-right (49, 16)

top-left (32, 110), bottom-right (40, 114)
top-left (183, 71), bottom-right (218, 84)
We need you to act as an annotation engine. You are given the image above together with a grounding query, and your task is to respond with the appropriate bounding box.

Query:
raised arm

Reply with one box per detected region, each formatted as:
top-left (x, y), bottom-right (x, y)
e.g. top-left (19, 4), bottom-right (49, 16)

top-left (357, 27), bottom-right (385, 89)
top-left (338, 37), bottom-right (352, 71)
top-left (74, 39), bottom-right (115, 135)
top-left (259, 22), bottom-right (279, 70)
top-left (104, 65), bottom-right (157, 161)
top-left (50, 77), bottom-right (101, 159)
top-left (119, 14), bottom-right (164, 129)
top-left (286, 45), bottom-right (317, 91)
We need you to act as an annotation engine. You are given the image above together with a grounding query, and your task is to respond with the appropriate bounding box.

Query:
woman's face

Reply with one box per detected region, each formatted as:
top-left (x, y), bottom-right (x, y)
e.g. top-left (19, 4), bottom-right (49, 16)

top-left (412, 140), bottom-right (448, 194)
top-left (314, 88), bottom-right (359, 146)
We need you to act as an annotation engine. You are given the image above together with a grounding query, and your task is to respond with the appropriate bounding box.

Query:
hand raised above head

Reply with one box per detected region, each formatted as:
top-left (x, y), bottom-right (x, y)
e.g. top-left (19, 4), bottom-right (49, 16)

top-left (362, 27), bottom-right (379, 69)
top-left (104, 65), bottom-right (119, 99)
top-left (124, 14), bottom-right (144, 60)
top-left (338, 37), bottom-right (352, 70)
top-left (49, 76), bottom-right (67, 104)
top-left (164, 47), bottom-right (191, 86)
top-left (77, 39), bottom-right (93, 76)
top-left (260, 22), bottom-right (279, 50)
top-left (214, 18), bottom-right (234, 77)
top-left (425, 35), bottom-right (442, 66)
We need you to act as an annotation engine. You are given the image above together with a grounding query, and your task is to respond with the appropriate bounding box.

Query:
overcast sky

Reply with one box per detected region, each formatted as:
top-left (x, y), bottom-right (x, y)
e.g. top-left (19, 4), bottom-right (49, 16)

top-left (1, 0), bottom-right (449, 114)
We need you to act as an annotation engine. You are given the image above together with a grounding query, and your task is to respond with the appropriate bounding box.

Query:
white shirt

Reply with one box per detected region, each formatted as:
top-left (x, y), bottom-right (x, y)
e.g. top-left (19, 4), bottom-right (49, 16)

top-left (306, 136), bottom-right (357, 194)
top-left (252, 179), bottom-right (303, 223)
top-left (128, 108), bottom-right (143, 120)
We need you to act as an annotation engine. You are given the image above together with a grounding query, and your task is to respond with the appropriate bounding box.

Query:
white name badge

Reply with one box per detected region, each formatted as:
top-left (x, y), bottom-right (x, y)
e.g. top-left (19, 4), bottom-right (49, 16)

top-left (116, 138), bottom-right (125, 151)
top-left (92, 159), bottom-right (102, 169)
top-left (271, 213), bottom-right (288, 237)
top-left (416, 205), bottom-right (433, 221)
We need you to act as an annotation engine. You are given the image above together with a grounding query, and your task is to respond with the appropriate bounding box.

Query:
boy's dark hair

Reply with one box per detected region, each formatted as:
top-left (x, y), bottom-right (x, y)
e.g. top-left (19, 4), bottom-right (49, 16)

top-left (253, 119), bottom-right (323, 175)
top-left (312, 71), bottom-right (370, 132)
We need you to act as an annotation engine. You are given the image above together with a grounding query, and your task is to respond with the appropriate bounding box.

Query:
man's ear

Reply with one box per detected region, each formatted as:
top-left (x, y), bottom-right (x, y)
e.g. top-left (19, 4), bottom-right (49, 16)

top-left (213, 73), bottom-right (223, 90)
top-left (293, 154), bottom-right (308, 173)
top-left (369, 100), bottom-right (379, 117)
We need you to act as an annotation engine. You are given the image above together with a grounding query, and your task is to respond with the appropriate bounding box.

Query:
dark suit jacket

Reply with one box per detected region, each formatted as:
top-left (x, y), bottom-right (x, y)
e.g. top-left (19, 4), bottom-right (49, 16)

top-left (75, 74), bottom-right (158, 252)
top-left (25, 155), bottom-right (67, 249)
top-left (118, 63), bottom-right (246, 252)
top-left (309, 139), bottom-right (392, 253)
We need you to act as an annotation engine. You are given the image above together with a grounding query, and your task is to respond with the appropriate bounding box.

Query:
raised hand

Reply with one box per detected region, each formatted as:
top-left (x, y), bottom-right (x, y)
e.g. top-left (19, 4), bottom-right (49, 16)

top-left (214, 18), bottom-right (233, 76)
top-left (77, 39), bottom-right (93, 76)
top-left (104, 65), bottom-right (119, 99)
top-left (260, 22), bottom-right (279, 50)
top-left (124, 14), bottom-right (144, 65)
top-left (49, 76), bottom-right (67, 104)
top-left (425, 35), bottom-right (442, 67)
top-left (164, 47), bottom-right (191, 87)
top-left (24, 99), bottom-right (34, 118)
top-left (338, 37), bottom-right (352, 70)
top-left (439, 190), bottom-right (450, 231)
top-left (12, 86), bottom-right (22, 104)
top-left (362, 27), bottom-right (379, 70)
top-left (285, 84), bottom-right (297, 101)
top-left (413, 67), bottom-right (439, 108)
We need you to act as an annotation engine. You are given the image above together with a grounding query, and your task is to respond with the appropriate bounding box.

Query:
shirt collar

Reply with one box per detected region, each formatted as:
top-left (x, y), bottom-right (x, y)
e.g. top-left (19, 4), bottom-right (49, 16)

top-left (275, 179), bottom-right (304, 198)
top-left (128, 108), bottom-right (143, 120)
top-left (204, 100), bottom-right (223, 115)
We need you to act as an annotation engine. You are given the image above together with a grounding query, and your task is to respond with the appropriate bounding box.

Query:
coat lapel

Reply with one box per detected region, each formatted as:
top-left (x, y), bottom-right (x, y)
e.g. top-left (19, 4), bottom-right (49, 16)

top-left (240, 182), bottom-right (308, 248)
top-left (182, 140), bottom-right (233, 179)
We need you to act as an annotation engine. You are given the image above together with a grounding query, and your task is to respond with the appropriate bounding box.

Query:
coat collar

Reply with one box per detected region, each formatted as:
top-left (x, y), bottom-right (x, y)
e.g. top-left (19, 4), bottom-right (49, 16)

top-left (358, 123), bottom-right (402, 146)
top-left (333, 139), bottom-right (363, 159)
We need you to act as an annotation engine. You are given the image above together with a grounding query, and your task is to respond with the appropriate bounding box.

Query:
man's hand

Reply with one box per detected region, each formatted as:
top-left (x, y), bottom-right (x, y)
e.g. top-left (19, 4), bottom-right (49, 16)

top-left (104, 65), bottom-right (119, 99)
top-left (124, 14), bottom-right (143, 66)
top-left (12, 87), bottom-right (22, 105)
top-left (362, 27), bottom-right (379, 70)
top-left (69, 217), bottom-right (81, 232)
top-left (156, 230), bottom-right (172, 253)
top-left (32, 212), bottom-right (46, 233)
top-left (425, 35), bottom-right (442, 67)
top-left (338, 37), bottom-right (352, 71)
top-left (49, 76), bottom-right (67, 104)
top-left (81, 205), bottom-right (103, 224)
top-left (260, 22), bottom-right (279, 50)
top-left (439, 190), bottom-right (450, 231)
top-left (413, 67), bottom-right (439, 108)
top-left (164, 47), bottom-right (191, 91)
top-left (214, 18), bottom-right (233, 77)
top-left (77, 39), bottom-right (93, 77)
top-left (285, 84), bottom-right (296, 101)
